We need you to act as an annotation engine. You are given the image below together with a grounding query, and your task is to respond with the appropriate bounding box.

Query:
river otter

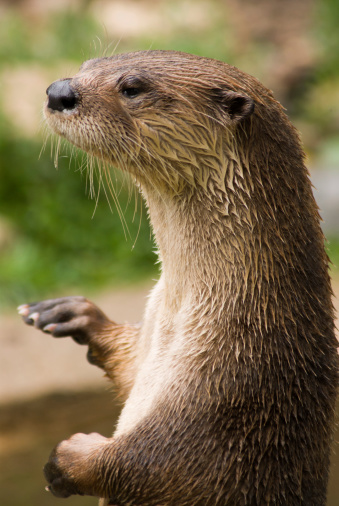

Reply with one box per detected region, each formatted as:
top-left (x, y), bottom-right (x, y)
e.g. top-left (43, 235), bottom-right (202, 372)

top-left (18, 51), bottom-right (338, 505)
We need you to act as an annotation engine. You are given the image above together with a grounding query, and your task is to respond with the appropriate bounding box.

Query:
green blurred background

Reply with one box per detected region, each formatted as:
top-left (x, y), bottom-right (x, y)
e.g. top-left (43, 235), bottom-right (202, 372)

top-left (0, 0), bottom-right (339, 308)
top-left (0, 0), bottom-right (338, 505)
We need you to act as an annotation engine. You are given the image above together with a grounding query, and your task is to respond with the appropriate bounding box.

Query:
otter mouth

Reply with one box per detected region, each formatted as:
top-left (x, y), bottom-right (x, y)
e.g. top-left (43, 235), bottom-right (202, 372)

top-left (46, 79), bottom-right (78, 114)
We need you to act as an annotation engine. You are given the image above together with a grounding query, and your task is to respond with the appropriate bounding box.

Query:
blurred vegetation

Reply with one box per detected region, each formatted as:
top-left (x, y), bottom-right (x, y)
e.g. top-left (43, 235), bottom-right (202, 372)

top-left (0, 0), bottom-right (339, 311)
top-left (315, 0), bottom-right (339, 80)
top-left (0, 130), bottom-right (156, 308)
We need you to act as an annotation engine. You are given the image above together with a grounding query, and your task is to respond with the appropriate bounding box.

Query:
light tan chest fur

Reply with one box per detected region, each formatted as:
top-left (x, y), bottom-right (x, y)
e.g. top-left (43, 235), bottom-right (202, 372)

top-left (114, 277), bottom-right (189, 436)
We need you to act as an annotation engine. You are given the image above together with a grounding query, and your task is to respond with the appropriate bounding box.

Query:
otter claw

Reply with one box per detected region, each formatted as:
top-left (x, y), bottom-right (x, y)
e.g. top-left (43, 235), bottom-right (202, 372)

top-left (43, 323), bottom-right (58, 333)
top-left (29, 312), bottom-right (40, 325)
top-left (18, 296), bottom-right (111, 345)
top-left (17, 304), bottom-right (30, 316)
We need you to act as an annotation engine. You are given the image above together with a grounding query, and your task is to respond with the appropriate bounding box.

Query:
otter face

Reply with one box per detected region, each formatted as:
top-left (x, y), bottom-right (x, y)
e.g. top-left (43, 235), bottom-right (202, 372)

top-left (44, 51), bottom-right (255, 192)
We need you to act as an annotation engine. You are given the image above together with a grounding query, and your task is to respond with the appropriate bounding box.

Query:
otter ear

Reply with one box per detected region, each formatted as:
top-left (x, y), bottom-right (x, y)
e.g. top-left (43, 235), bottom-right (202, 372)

top-left (211, 89), bottom-right (255, 122)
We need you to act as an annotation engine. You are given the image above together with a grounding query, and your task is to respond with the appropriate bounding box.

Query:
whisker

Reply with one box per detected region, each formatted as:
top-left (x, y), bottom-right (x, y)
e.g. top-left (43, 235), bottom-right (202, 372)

top-left (91, 158), bottom-right (105, 219)
top-left (110, 37), bottom-right (123, 57)
top-left (102, 163), bottom-right (130, 240)
top-left (131, 191), bottom-right (143, 251)
top-left (39, 130), bottom-right (51, 160)
top-left (53, 137), bottom-right (62, 169)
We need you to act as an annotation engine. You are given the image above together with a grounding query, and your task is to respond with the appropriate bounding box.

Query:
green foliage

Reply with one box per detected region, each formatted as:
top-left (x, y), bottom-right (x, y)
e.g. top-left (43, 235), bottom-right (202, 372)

top-left (315, 0), bottom-right (339, 79)
top-left (0, 132), bottom-right (157, 309)
top-left (327, 236), bottom-right (339, 274)
top-left (0, 11), bottom-right (31, 63)
top-left (0, 8), bottom-right (100, 64)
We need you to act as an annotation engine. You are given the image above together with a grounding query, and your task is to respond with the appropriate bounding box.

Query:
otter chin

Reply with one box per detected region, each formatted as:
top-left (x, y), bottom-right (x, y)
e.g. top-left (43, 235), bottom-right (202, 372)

top-left (20, 50), bottom-right (337, 505)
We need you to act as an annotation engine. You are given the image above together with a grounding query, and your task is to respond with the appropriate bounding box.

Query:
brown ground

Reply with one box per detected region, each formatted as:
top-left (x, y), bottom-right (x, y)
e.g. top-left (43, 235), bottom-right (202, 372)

top-left (0, 284), bottom-right (151, 404)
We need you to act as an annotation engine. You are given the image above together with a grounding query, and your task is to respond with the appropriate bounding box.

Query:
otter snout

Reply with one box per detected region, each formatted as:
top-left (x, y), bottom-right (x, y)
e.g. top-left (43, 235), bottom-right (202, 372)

top-left (46, 79), bottom-right (77, 112)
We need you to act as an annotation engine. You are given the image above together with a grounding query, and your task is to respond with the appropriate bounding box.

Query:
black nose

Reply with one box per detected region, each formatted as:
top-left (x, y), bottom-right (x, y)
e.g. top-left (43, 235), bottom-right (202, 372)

top-left (46, 79), bottom-right (77, 112)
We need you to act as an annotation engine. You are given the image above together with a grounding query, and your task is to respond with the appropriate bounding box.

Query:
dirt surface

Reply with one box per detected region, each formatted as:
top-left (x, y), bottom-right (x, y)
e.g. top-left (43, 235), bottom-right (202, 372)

top-left (0, 283), bottom-right (152, 404)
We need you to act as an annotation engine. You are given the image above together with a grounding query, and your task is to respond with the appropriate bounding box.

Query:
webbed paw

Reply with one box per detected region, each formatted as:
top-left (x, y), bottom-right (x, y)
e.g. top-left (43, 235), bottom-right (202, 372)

top-left (18, 296), bottom-right (110, 344)
top-left (44, 432), bottom-right (109, 498)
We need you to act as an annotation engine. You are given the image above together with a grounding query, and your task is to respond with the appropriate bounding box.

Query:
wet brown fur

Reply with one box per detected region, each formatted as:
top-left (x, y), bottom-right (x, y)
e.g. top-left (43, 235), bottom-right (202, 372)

top-left (37, 51), bottom-right (338, 504)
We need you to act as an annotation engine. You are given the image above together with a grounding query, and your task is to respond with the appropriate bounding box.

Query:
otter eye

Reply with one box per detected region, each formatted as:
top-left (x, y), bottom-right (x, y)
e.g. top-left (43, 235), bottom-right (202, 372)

top-left (122, 87), bottom-right (142, 98)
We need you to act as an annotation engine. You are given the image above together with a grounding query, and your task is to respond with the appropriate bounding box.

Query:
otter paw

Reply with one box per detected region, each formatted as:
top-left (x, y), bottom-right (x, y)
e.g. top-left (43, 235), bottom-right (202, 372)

top-left (17, 296), bottom-right (110, 344)
top-left (44, 466), bottom-right (81, 498)
top-left (44, 432), bottom-right (109, 498)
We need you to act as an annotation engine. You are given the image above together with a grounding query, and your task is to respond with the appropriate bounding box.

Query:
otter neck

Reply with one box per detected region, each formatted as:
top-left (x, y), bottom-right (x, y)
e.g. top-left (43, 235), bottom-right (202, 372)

top-left (141, 163), bottom-right (308, 338)
top-left (142, 184), bottom-right (251, 316)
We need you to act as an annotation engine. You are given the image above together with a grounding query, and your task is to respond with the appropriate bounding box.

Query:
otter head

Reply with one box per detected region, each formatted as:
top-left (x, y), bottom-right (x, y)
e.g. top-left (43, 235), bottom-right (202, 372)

top-left (44, 51), bottom-right (257, 195)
